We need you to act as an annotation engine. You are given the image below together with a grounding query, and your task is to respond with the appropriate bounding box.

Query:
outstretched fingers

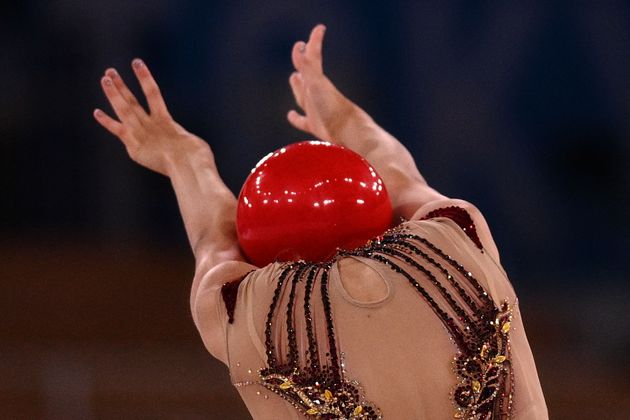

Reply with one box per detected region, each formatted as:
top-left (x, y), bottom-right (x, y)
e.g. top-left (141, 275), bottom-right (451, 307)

top-left (291, 41), bottom-right (307, 72)
top-left (131, 58), bottom-right (170, 117)
top-left (93, 108), bottom-right (124, 138)
top-left (100, 75), bottom-right (143, 129)
top-left (291, 24), bottom-right (326, 75)
top-left (287, 110), bottom-right (309, 133)
top-left (305, 24), bottom-right (326, 63)
top-left (289, 71), bottom-right (304, 108)
top-left (105, 68), bottom-right (146, 120)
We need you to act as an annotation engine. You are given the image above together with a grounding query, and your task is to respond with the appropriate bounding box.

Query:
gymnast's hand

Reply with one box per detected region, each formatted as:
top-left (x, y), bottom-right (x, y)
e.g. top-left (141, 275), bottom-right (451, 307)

top-left (94, 59), bottom-right (210, 177)
top-left (287, 24), bottom-right (358, 142)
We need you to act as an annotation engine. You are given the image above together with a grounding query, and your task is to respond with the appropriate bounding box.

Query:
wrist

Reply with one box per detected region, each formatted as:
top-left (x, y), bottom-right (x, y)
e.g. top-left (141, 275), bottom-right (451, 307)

top-left (327, 101), bottom-right (363, 140)
top-left (330, 104), bottom-right (378, 150)
top-left (164, 135), bottom-right (216, 177)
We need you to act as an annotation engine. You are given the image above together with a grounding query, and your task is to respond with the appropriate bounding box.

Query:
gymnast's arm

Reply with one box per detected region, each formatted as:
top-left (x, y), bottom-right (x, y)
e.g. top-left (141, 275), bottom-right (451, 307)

top-left (287, 25), bottom-right (446, 221)
top-left (93, 60), bottom-right (248, 361)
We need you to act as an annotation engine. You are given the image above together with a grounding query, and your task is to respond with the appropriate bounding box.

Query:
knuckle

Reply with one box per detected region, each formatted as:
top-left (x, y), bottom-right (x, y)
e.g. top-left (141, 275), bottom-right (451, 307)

top-left (155, 111), bottom-right (173, 124)
top-left (126, 97), bottom-right (140, 110)
top-left (117, 100), bottom-right (132, 115)
top-left (125, 142), bottom-right (141, 158)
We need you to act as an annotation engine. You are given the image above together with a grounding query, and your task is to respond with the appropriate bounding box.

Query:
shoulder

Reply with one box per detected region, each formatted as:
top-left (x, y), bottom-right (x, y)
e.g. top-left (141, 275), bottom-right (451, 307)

top-left (405, 199), bottom-right (517, 310)
top-left (192, 260), bottom-right (283, 364)
top-left (408, 198), bottom-right (501, 263)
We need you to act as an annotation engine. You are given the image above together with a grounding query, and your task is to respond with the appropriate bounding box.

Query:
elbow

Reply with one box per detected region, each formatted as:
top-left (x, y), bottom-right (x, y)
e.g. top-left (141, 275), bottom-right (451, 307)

top-left (190, 246), bottom-right (247, 314)
top-left (193, 245), bottom-right (245, 278)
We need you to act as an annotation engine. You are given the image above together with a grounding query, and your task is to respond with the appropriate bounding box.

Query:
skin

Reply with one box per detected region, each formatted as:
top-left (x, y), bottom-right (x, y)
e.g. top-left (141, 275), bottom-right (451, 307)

top-left (95, 58), bottom-right (244, 308)
top-left (286, 25), bottom-right (446, 219)
top-left (94, 24), bottom-right (446, 346)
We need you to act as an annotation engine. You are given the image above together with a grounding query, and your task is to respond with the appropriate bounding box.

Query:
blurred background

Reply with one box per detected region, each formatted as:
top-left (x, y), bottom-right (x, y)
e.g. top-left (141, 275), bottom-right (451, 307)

top-left (2, 1), bottom-right (629, 419)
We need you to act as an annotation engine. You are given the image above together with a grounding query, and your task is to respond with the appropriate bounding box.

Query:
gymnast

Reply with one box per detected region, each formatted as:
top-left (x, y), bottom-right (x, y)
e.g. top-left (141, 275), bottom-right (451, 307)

top-left (94, 24), bottom-right (547, 419)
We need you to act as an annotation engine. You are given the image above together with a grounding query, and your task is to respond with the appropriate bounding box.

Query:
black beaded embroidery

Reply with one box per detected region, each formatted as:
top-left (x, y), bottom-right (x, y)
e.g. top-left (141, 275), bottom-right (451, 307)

top-left (231, 208), bottom-right (514, 419)
top-left (258, 261), bottom-right (379, 419)
top-left (343, 226), bottom-right (514, 419)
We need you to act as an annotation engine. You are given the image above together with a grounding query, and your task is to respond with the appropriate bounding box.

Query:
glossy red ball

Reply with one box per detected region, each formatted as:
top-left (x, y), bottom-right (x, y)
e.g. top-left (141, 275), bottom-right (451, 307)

top-left (237, 141), bottom-right (393, 266)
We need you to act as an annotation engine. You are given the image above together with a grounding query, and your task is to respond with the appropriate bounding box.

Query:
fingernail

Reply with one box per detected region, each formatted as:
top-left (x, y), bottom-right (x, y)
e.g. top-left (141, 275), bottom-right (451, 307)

top-left (94, 108), bottom-right (103, 117)
top-left (106, 68), bottom-right (118, 78)
top-left (132, 58), bottom-right (144, 69)
top-left (102, 77), bottom-right (112, 86)
top-left (299, 42), bottom-right (306, 53)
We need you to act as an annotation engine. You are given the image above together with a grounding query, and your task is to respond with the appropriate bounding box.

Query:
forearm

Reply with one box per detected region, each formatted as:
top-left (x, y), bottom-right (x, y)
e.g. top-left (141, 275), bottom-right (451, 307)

top-left (166, 143), bottom-right (244, 271)
top-left (94, 59), bottom-right (247, 319)
top-left (288, 25), bottom-right (445, 219)
top-left (331, 105), bottom-right (445, 218)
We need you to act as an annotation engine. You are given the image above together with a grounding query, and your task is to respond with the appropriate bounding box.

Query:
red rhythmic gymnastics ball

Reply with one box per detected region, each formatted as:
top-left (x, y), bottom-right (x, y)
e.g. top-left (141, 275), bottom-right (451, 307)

top-left (237, 141), bottom-right (393, 266)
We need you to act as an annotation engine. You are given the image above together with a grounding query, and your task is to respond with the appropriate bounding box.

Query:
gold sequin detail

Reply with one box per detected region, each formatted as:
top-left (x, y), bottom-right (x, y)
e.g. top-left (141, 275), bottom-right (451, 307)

top-left (494, 355), bottom-right (507, 364)
top-left (451, 300), bottom-right (514, 419)
top-left (472, 381), bottom-right (481, 393)
top-left (258, 372), bottom-right (379, 418)
top-left (324, 389), bottom-right (333, 401)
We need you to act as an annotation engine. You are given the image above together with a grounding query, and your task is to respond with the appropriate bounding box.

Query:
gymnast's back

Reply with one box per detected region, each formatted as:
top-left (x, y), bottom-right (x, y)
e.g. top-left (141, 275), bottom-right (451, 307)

top-left (192, 199), bottom-right (548, 419)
